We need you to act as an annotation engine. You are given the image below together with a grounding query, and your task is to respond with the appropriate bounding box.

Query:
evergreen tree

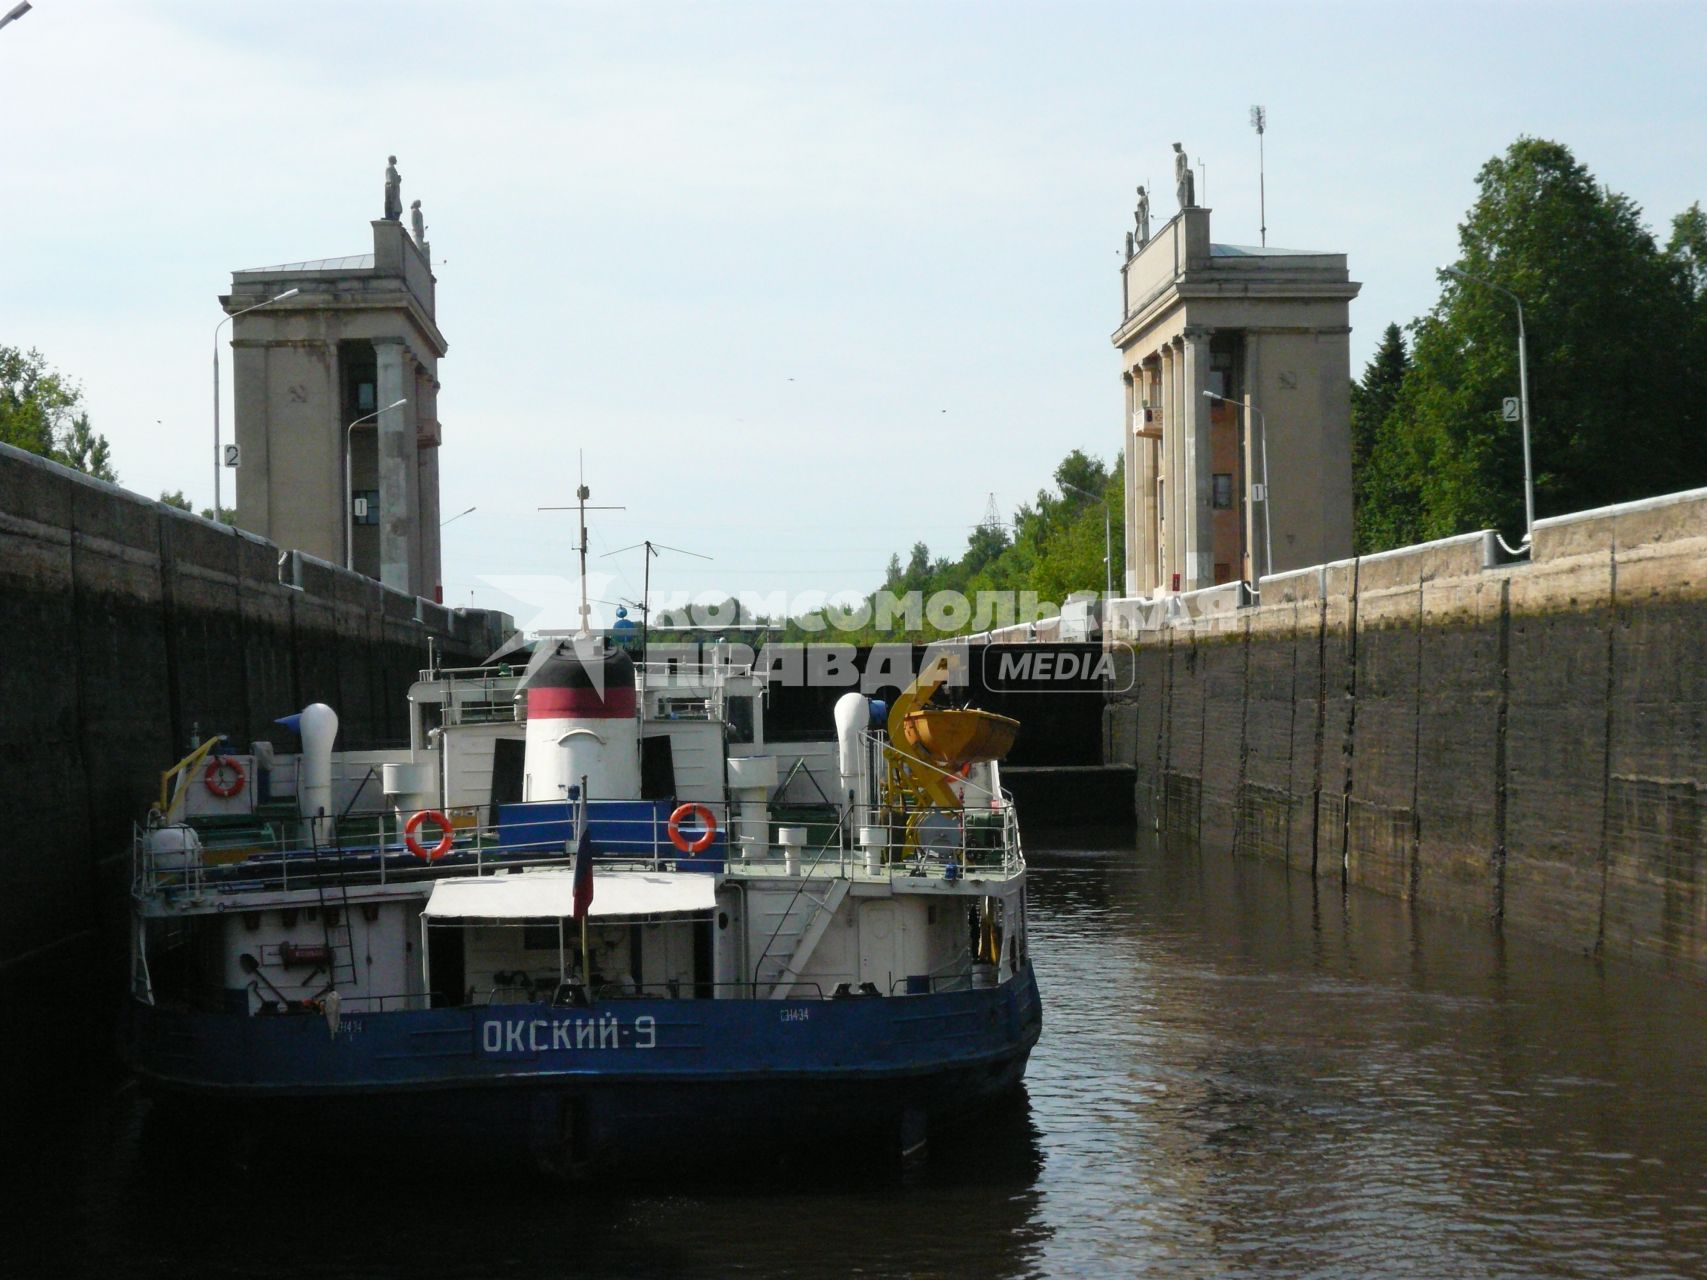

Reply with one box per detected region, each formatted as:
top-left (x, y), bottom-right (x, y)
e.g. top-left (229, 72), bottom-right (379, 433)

top-left (1350, 324), bottom-right (1410, 552)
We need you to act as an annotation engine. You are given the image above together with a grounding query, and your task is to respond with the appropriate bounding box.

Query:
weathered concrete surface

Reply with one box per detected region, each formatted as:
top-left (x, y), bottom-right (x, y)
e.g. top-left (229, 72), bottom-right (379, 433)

top-left (1111, 492), bottom-right (1707, 978)
top-left (0, 444), bottom-right (511, 983)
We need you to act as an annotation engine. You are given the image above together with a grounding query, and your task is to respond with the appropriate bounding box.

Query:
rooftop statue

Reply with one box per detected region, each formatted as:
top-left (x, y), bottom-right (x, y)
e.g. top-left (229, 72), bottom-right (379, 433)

top-left (1173, 143), bottom-right (1195, 210)
top-left (384, 155), bottom-right (402, 222)
top-left (1134, 185), bottom-right (1150, 246)
top-left (411, 199), bottom-right (425, 245)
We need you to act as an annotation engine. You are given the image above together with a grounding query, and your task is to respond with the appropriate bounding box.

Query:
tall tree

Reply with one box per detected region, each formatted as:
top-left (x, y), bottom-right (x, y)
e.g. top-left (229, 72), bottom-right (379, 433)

top-left (0, 346), bottom-right (118, 481)
top-left (1667, 202), bottom-right (1707, 299)
top-left (1350, 324), bottom-right (1410, 551)
top-left (1351, 324), bottom-right (1407, 476)
top-left (1364, 138), bottom-right (1702, 546)
top-left (1668, 203), bottom-right (1707, 440)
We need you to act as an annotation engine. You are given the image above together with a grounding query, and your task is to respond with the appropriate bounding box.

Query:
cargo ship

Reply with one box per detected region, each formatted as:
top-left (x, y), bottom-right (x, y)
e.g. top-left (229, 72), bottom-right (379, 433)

top-left (125, 627), bottom-right (1040, 1172)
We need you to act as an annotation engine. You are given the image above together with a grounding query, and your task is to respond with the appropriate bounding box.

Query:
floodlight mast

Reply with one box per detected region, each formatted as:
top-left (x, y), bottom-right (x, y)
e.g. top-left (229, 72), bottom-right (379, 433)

top-left (1250, 105), bottom-right (1267, 247)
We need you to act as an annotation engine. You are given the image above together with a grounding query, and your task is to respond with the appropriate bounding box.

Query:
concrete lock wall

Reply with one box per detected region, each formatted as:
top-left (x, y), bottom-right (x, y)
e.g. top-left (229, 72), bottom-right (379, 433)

top-left (0, 443), bottom-right (511, 985)
top-left (1107, 488), bottom-right (1707, 978)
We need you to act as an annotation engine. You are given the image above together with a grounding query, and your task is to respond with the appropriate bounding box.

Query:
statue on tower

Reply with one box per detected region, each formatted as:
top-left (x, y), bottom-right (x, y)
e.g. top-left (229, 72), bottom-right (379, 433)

top-left (1134, 185), bottom-right (1151, 246)
top-left (383, 155), bottom-right (402, 221)
top-left (1173, 143), bottom-right (1195, 210)
top-left (410, 199), bottom-right (426, 244)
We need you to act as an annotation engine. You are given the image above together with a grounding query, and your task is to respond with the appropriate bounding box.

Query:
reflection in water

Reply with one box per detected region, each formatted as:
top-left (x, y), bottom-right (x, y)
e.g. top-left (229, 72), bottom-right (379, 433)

top-left (1025, 831), bottom-right (1707, 1279)
top-left (13, 832), bottom-right (1707, 1279)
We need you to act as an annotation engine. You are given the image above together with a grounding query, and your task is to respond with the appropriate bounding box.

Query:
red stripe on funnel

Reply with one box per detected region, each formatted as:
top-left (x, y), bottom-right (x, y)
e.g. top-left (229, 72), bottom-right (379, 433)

top-left (528, 686), bottom-right (637, 719)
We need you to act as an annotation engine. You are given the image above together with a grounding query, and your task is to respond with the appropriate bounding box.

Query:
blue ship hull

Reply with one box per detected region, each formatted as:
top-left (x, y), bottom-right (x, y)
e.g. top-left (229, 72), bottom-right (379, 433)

top-left (126, 963), bottom-right (1042, 1168)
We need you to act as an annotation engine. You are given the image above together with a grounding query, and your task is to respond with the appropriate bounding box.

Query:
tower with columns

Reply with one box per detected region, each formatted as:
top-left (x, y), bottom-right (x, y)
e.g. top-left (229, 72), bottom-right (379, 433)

top-left (1114, 205), bottom-right (1358, 597)
top-left (223, 210), bottom-right (447, 600)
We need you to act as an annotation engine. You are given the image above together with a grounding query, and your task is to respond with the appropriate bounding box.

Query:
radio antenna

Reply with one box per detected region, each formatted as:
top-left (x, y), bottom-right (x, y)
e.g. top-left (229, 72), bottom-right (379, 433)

top-left (603, 539), bottom-right (712, 667)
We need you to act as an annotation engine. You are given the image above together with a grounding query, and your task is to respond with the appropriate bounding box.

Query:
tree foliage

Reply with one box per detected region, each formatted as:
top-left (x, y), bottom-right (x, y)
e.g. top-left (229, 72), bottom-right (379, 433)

top-left (842, 447), bottom-right (1125, 640)
top-left (1353, 139), bottom-right (1705, 549)
top-left (0, 346), bottom-right (117, 482)
top-left (161, 489), bottom-right (233, 522)
top-left (727, 448), bottom-right (1126, 644)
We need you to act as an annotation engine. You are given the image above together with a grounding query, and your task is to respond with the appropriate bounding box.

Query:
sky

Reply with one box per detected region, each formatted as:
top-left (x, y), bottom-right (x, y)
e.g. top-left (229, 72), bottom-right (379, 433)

top-left (2, 0), bottom-right (1702, 623)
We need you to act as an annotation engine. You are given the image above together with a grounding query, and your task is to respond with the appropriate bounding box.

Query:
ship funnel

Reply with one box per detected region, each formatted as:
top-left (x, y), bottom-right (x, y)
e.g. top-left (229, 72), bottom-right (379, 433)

top-left (519, 638), bottom-right (639, 802)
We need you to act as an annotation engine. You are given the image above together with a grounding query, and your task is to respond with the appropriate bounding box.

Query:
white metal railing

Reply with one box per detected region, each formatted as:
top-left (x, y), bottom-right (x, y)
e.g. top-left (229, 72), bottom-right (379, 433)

top-left (132, 799), bottom-right (735, 904)
top-left (132, 785), bottom-right (1022, 909)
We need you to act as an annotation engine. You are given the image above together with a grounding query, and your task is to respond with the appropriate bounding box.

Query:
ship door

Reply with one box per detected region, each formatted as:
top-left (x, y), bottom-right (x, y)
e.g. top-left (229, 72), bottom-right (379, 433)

top-left (858, 900), bottom-right (897, 994)
top-left (427, 924), bottom-right (466, 1009)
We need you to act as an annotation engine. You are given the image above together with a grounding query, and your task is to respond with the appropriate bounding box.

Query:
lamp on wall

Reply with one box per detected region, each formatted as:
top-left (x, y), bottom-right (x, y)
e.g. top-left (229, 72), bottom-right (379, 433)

top-left (345, 398), bottom-right (408, 572)
top-left (1059, 480), bottom-right (1115, 607)
top-left (1438, 265), bottom-right (1534, 550)
top-left (213, 287), bottom-right (299, 523)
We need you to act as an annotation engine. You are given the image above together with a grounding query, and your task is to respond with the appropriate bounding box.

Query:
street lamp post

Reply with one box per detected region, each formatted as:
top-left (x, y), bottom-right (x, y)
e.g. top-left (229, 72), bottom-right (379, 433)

top-left (344, 398), bottom-right (407, 571)
top-left (1060, 480), bottom-right (1115, 607)
top-left (213, 287), bottom-right (298, 522)
top-left (1203, 390), bottom-right (1273, 588)
top-left (0, 3), bottom-right (33, 34)
top-left (1440, 264), bottom-right (1534, 546)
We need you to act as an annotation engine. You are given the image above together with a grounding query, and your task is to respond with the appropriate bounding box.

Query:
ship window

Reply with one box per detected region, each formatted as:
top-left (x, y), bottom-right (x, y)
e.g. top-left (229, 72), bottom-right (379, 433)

top-left (523, 926), bottom-right (559, 952)
top-left (726, 695), bottom-right (754, 744)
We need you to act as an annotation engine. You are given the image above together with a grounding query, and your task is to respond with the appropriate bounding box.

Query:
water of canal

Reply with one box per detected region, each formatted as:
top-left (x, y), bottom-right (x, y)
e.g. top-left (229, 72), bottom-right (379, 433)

top-left (15, 832), bottom-right (1707, 1278)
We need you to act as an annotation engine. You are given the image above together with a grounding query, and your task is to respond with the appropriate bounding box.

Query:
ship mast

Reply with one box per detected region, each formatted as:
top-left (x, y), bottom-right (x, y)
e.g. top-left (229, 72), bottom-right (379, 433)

top-left (538, 451), bottom-right (624, 639)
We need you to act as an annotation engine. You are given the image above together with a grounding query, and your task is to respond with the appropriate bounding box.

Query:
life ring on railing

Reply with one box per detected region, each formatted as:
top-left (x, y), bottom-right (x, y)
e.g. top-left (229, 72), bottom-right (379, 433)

top-left (204, 756), bottom-right (246, 798)
top-left (405, 809), bottom-right (454, 861)
top-left (667, 803), bottom-right (718, 855)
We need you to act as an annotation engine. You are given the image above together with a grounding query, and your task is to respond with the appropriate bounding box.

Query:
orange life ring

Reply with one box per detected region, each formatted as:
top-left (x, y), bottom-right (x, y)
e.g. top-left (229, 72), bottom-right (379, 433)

top-left (204, 756), bottom-right (246, 798)
top-left (667, 803), bottom-right (717, 855)
top-left (405, 809), bottom-right (454, 861)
